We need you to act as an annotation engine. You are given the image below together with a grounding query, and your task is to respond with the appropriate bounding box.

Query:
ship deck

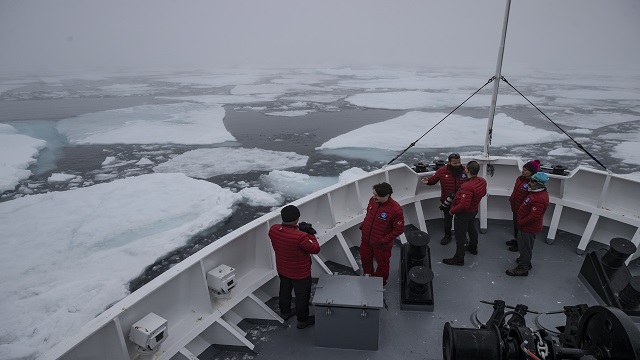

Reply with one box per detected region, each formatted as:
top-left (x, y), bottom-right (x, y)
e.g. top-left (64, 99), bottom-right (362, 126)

top-left (205, 219), bottom-right (640, 360)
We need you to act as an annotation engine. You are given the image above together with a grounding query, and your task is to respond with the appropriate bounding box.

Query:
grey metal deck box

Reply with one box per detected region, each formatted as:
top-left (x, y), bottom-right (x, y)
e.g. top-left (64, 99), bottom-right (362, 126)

top-left (311, 274), bottom-right (384, 350)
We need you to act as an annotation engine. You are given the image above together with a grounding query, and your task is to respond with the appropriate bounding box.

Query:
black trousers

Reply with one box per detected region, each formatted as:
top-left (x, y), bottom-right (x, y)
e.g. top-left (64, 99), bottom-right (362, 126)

top-left (512, 212), bottom-right (519, 239)
top-left (453, 211), bottom-right (478, 260)
top-left (278, 274), bottom-right (312, 322)
top-left (443, 206), bottom-right (454, 237)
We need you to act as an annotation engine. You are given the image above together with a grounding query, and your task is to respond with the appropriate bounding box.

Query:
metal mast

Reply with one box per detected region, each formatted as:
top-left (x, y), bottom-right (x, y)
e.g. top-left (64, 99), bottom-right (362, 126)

top-left (483, 0), bottom-right (512, 158)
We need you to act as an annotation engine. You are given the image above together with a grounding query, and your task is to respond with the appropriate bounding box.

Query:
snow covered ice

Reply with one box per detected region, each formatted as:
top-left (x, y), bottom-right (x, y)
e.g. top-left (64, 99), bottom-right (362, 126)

top-left (1, 67), bottom-right (640, 359)
top-left (0, 173), bottom-right (242, 358)
top-left (317, 112), bottom-right (566, 151)
top-left (56, 102), bottom-right (233, 145)
top-left (152, 148), bottom-right (309, 178)
top-left (0, 124), bottom-right (46, 193)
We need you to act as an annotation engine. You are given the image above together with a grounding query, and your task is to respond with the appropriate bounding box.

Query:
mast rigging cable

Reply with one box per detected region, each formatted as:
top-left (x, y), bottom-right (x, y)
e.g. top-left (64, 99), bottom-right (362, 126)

top-left (500, 76), bottom-right (607, 171)
top-left (386, 76), bottom-right (495, 166)
top-left (387, 76), bottom-right (609, 171)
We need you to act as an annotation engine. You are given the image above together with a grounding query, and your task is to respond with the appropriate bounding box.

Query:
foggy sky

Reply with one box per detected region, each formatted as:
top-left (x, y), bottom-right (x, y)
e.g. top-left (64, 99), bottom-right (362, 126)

top-left (1, 0), bottom-right (639, 75)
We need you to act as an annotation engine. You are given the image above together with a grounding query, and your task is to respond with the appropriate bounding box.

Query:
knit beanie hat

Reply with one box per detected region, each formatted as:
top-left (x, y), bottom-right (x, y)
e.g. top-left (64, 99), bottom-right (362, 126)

top-left (530, 172), bottom-right (549, 186)
top-left (281, 205), bottom-right (300, 223)
top-left (523, 160), bottom-right (541, 174)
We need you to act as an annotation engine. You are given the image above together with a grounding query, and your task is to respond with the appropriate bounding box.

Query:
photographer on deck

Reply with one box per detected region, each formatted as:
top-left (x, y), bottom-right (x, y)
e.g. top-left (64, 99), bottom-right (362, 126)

top-left (268, 205), bottom-right (320, 329)
top-left (442, 161), bottom-right (487, 266)
top-left (421, 153), bottom-right (467, 245)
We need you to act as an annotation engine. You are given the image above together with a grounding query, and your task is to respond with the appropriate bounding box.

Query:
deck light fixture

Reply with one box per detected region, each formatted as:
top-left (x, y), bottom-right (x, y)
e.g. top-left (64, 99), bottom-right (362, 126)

top-left (128, 312), bottom-right (168, 357)
top-left (207, 264), bottom-right (237, 295)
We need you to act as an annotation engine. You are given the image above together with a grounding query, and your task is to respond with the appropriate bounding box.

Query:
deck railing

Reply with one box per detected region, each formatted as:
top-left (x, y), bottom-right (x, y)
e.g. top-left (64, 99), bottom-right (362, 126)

top-left (42, 158), bottom-right (640, 360)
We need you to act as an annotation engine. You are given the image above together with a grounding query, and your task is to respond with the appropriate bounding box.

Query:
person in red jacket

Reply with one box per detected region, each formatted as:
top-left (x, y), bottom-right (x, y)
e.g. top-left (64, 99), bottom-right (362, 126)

top-left (506, 172), bottom-right (550, 276)
top-left (421, 153), bottom-right (467, 245)
top-left (360, 182), bottom-right (405, 286)
top-left (443, 161), bottom-right (487, 266)
top-left (506, 160), bottom-right (541, 252)
top-left (269, 204), bottom-right (320, 329)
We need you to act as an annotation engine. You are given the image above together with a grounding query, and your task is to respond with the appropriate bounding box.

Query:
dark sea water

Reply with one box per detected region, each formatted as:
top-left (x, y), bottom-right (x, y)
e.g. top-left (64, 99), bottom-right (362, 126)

top-left (1, 70), bottom-right (639, 290)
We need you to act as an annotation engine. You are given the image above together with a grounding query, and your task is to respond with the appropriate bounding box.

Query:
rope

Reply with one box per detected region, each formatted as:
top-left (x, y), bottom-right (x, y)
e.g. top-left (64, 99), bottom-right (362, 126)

top-left (386, 76), bottom-right (496, 166)
top-left (521, 341), bottom-right (542, 360)
top-left (500, 76), bottom-right (608, 171)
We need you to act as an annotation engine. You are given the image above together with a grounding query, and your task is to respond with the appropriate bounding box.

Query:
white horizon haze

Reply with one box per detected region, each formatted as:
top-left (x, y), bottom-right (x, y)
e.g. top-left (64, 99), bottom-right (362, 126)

top-left (1, 0), bottom-right (639, 75)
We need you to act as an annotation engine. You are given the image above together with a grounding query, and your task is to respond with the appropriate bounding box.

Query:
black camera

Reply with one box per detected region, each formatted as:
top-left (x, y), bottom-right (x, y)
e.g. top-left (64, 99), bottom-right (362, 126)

top-left (439, 192), bottom-right (455, 211)
top-left (298, 221), bottom-right (317, 235)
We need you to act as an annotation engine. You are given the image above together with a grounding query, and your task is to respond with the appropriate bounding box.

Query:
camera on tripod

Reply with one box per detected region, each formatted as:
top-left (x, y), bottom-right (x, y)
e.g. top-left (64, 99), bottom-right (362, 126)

top-left (439, 192), bottom-right (455, 211)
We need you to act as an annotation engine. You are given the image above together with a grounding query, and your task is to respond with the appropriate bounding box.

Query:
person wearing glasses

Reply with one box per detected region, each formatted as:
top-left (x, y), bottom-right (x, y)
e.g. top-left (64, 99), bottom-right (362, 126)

top-left (506, 172), bottom-right (550, 276)
top-left (442, 161), bottom-right (487, 266)
top-left (359, 182), bottom-right (405, 286)
top-left (506, 160), bottom-right (541, 252)
top-left (420, 153), bottom-right (467, 245)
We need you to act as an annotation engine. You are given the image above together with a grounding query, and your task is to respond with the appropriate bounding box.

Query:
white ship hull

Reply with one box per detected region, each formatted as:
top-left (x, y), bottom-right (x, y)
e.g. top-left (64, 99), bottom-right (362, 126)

top-left (41, 156), bottom-right (640, 360)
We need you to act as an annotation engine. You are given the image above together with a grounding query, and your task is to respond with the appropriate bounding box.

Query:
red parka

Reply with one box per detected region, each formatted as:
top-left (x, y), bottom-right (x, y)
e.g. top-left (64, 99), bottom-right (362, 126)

top-left (449, 176), bottom-right (487, 215)
top-left (269, 224), bottom-right (320, 279)
top-left (425, 165), bottom-right (467, 201)
top-left (360, 197), bottom-right (404, 247)
top-left (517, 189), bottom-right (549, 233)
top-left (509, 176), bottom-right (530, 213)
